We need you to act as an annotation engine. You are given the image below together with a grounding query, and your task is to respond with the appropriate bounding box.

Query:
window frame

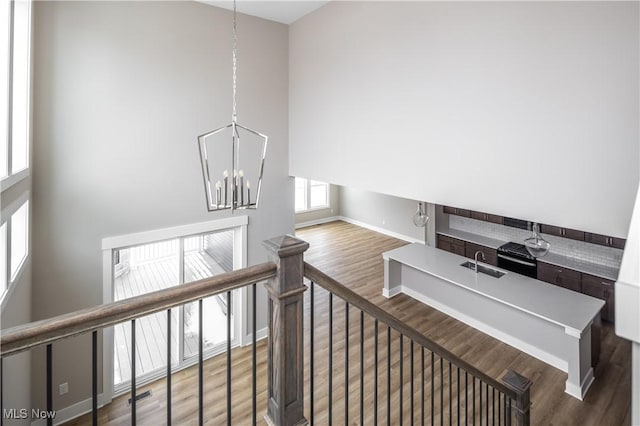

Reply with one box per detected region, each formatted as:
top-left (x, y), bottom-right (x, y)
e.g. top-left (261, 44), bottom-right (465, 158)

top-left (294, 177), bottom-right (330, 213)
top-left (1, 0), bottom-right (32, 192)
top-left (0, 190), bottom-right (29, 309)
top-left (101, 216), bottom-right (249, 401)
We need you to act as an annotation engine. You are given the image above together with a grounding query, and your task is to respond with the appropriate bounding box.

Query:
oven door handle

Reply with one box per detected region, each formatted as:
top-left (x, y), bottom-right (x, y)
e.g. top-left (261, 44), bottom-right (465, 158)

top-left (497, 254), bottom-right (536, 267)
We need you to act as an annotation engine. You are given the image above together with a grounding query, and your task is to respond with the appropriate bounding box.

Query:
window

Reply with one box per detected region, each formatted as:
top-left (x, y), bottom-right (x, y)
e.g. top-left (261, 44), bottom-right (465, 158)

top-left (1, 194), bottom-right (29, 304)
top-left (1, 0), bottom-right (32, 188)
top-left (10, 200), bottom-right (28, 280)
top-left (294, 177), bottom-right (329, 212)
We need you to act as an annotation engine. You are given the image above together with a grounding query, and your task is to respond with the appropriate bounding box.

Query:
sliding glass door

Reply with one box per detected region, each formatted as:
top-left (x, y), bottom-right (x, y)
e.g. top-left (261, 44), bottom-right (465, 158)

top-left (112, 229), bottom-right (239, 392)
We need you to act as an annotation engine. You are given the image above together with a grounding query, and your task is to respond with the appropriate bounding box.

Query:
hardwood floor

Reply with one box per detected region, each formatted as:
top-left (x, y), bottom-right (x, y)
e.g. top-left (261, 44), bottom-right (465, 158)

top-left (66, 220), bottom-right (631, 425)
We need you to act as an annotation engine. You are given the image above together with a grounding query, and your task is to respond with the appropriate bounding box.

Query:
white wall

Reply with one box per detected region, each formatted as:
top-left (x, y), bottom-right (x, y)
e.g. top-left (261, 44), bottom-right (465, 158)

top-left (290, 1), bottom-right (639, 238)
top-left (339, 186), bottom-right (434, 244)
top-left (32, 1), bottom-right (290, 413)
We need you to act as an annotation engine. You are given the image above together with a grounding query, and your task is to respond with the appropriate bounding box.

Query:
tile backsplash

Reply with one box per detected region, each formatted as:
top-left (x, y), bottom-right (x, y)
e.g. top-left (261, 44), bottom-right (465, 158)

top-left (449, 216), bottom-right (623, 269)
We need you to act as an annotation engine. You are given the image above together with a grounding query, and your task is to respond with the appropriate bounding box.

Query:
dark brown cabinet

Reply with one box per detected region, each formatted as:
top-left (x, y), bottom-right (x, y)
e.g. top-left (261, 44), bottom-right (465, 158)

top-left (538, 263), bottom-right (615, 323)
top-left (584, 233), bottom-right (626, 250)
top-left (437, 234), bottom-right (497, 266)
top-left (443, 206), bottom-right (471, 218)
top-left (464, 242), bottom-right (498, 266)
top-left (471, 211), bottom-right (503, 224)
top-left (540, 225), bottom-right (585, 241)
top-left (537, 262), bottom-right (581, 292)
top-left (581, 273), bottom-right (615, 322)
top-left (437, 234), bottom-right (466, 256)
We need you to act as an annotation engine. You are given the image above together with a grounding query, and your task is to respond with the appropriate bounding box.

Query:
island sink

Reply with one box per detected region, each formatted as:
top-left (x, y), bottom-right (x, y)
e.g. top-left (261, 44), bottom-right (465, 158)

top-left (460, 261), bottom-right (506, 278)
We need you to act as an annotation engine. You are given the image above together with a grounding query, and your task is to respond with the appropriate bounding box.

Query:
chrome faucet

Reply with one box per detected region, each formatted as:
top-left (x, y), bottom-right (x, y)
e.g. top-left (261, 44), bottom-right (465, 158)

top-left (474, 251), bottom-right (486, 273)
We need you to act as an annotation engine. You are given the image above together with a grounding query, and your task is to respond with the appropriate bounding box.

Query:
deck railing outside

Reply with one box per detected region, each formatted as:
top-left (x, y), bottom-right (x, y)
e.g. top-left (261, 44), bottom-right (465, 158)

top-left (0, 234), bottom-right (531, 425)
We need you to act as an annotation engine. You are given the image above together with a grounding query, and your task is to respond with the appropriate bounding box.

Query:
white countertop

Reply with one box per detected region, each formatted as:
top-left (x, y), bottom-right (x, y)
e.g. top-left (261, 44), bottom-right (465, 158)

top-left (383, 243), bottom-right (604, 334)
top-left (437, 228), bottom-right (505, 249)
top-left (436, 229), bottom-right (619, 281)
top-left (539, 253), bottom-right (619, 281)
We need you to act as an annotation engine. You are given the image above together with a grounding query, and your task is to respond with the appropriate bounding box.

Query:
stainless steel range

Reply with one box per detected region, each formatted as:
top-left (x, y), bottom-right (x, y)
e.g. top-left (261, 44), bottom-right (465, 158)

top-left (497, 242), bottom-right (537, 279)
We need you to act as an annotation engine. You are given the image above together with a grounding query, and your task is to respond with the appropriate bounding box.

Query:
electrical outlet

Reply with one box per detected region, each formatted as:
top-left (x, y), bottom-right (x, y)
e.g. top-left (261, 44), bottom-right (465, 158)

top-left (59, 382), bottom-right (68, 395)
top-left (382, 219), bottom-right (386, 225)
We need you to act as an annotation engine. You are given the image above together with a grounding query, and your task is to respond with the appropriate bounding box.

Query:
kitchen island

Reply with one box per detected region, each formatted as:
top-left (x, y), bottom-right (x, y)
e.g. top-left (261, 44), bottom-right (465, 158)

top-left (383, 243), bottom-right (604, 400)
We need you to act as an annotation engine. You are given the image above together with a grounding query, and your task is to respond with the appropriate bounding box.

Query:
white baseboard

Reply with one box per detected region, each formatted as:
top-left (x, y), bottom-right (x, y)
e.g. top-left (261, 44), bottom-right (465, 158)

top-left (337, 216), bottom-right (424, 244)
top-left (31, 393), bottom-right (109, 426)
top-left (565, 367), bottom-right (594, 401)
top-left (382, 286), bottom-right (402, 298)
top-left (294, 216), bottom-right (341, 229)
top-left (243, 327), bottom-right (268, 346)
top-left (401, 285), bottom-right (568, 373)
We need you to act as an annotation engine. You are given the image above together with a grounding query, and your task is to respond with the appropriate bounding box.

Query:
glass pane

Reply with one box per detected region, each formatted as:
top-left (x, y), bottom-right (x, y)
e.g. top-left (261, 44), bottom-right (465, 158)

top-left (310, 181), bottom-right (328, 208)
top-left (113, 239), bottom-right (179, 386)
top-left (10, 200), bottom-right (28, 280)
top-left (183, 230), bottom-right (235, 359)
top-left (294, 177), bottom-right (307, 212)
top-left (11, 0), bottom-right (31, 174)
top-left (0, 0), bottom-right (10, 178)
top-left (0, 223), bottom-right (7, 297)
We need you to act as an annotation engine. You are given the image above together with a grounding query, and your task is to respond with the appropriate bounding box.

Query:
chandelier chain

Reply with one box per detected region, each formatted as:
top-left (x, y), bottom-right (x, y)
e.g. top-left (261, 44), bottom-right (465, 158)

top-left (232, 0), bottom-right (237, 123)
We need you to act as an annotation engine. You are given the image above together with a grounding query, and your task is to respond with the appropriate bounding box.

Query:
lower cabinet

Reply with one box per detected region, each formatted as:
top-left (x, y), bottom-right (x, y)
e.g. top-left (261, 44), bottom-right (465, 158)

top-left (581, 274), bottom-right (615, 323)
top-left (464, 242), bottom-right (498, 266)
top-left (437, 235), bottom-right (497, 266)
top-left (537, 262), bottom-right (581, 292)
top-left (437, 234), bottom-right (465, 256)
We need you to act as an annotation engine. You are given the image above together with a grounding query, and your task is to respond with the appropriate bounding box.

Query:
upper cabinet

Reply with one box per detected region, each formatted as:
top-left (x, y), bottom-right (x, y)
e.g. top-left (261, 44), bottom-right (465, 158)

top-left (539, 225), bottom-right (585, 242)
top-left (443, 206), bottom-right (471, 218)
top-left (584, 233), bottom-right (626, 250)
top-left (470, 211), bottom-right (503, 224)
top-left (443, 205), bottom-right (502, 224)
top-left (442, 205), bottom-right (626, 250)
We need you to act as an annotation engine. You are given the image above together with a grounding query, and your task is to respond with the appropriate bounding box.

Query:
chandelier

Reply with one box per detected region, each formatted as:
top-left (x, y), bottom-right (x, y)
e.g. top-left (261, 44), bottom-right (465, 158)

top-left (197, 0), bottom-right (268, 212)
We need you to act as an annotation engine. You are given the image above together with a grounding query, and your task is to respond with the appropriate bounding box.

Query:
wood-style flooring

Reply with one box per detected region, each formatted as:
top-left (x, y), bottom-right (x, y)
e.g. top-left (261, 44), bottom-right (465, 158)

top-left (66, 220), bottom-right (631, 425)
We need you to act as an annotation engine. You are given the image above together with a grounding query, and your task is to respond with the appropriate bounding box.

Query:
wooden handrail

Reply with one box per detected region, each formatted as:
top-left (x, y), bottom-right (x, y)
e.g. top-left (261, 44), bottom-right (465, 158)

top-left (304, 261), bottom-right (521, 400)
top-left (0, 262), bottom-right (277, 357)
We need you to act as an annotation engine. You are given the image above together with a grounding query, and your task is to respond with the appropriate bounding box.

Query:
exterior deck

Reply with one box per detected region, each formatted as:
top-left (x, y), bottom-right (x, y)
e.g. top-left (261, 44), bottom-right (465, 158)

top-left (113, 232), bottom-right (233, 385)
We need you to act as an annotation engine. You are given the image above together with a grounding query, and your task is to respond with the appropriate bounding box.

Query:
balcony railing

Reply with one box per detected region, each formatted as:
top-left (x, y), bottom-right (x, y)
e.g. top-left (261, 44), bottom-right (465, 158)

top-left (0, 235), bottom-right (531, 425)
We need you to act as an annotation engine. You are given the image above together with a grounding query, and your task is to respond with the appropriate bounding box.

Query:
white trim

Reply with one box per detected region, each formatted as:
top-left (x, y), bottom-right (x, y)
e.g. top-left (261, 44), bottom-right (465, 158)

top-left (101, 216), bottom-right (248, 250)
top-left (565, 323), bottom-right (590, 339)
top-left (0, 189), bottom-right (29, 223)
top-left (565, 368), bottom-right (595, 401)
top-left (101, 250), bottom-right (114, 405)
top-left (294, 216), bottom-right (340, 229)
top-left (295, 206), bottom-right (332, 215)
top-left (0, 169), bottom-right (30, 192)
top-left (1, 191), bottom-right (30, 309)
top-left (338, 216), bottom-right (424, 244)
top-left (381, 286), bottom-right (402, 299)
top-left (30, 392), bottom-right (109, 426)
top-left (401, 285), bottom-right (568, 372)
